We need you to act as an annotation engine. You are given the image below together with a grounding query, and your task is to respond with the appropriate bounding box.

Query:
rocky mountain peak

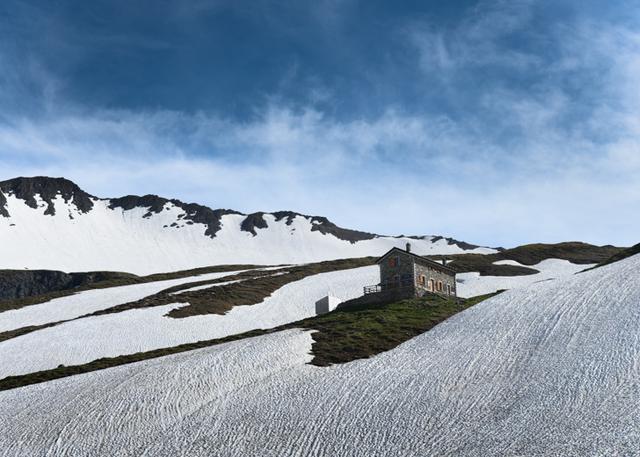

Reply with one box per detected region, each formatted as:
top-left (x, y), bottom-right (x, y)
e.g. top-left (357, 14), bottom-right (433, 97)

top-left (0, 176), bottom-right (95, 217)
top-left (108, 194), bottom-right (241, 238)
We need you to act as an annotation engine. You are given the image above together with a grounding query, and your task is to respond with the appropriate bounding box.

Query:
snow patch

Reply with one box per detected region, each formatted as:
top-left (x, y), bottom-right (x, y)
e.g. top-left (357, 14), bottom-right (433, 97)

top-left (0, 195), bottom-right (496, 274)
top-left (456, 258), bottom-right (592, 297)
top-left (0, 266), bottom-right (378, 377)
top-left (0, 270), bottom-right (246, 333)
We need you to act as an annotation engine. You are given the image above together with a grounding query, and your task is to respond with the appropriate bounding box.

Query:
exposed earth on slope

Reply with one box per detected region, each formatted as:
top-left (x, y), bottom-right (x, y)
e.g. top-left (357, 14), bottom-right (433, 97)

top-left (434, 242), bottom-right (622, 276)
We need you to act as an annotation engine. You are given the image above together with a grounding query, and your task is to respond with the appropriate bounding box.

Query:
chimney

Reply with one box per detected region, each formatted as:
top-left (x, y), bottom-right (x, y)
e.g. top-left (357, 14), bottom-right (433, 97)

top-left (441, 258), bottom-right (447, 266)
top-left (406, 242), bottom-right (411, 253)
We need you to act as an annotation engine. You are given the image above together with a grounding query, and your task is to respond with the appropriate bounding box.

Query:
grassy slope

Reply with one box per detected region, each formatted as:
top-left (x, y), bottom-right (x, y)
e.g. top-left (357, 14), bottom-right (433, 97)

top-left (589, 242), bottom-right (640, 270)
top-left (1, 242), bottom-right (622, 312)
top-left (0, 264), bottom-right (265, 313)
top-left (299, 292), bottom-right (498, 366)
top-left (161, 257), bottom-right (374, 318)
top-left (0, 292), bottom-right (497, 391)
top-left (0, 257), bottom-right (376, 343)
top-left (434, 242), bottom-right (623, 276)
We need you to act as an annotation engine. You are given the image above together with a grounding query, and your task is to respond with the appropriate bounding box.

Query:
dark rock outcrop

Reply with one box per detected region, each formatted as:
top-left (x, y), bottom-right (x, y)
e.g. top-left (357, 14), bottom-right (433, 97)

top-left (430, 235), bottom-right (492, 252)
top-left (0, 190), bottom-right (8, 218)
top-left (109, 195), bottom-right (241, 238)
top-left (0, 270), bottom-right (137, 301)
top-left (0, 176), bottom-right (492, 249)
top-left (272, 211), bottom-right (298, 226)
top-left (109, 195), bottom-right (169, 218)
top-left (0, 177), bottom-right (95, 217)
top-left (177, 203), bottom-right (240, 238)
top-left (308, 216), bottom-right (376, 243)
top-left (240, 211), bottom-right (376, 243)
top-left (241, 212), bottom-right (269, 236)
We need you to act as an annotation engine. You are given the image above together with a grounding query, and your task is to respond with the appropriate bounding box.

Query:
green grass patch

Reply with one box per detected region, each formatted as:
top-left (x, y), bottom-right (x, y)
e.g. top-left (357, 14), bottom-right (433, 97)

top-left (0, 257), bottom-right (377, 344)
top-left (0, 264), bottom-right (267, 313)
top-left (586, 242), bottom-right (640, 271)
top-left (298, 292), bottom-right (499, 366)
top-left (0, 290), bottom-right (498, 391)
top-left (432, 242), bottom-right (623, 276)
top-left (56, 257), bottom-right (377, 319)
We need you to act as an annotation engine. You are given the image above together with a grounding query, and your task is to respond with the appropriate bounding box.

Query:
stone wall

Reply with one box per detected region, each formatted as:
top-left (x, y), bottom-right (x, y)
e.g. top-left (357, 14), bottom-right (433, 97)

top-left (414, 263), bottom-right (457, 297)
top-left (337, 287), bottom-right (417, 310)
top-left (379, 250), bottom-right (415, 287)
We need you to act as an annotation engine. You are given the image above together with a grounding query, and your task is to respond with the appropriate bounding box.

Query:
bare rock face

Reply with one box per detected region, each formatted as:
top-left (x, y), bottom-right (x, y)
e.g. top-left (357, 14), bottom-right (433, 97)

top-left (239, 211), bottom-right (375, 243)
top-left (0, 270), bottom-right (80, 301)
top-left (109, 194), bottom-right (241, 238)
top-left (0, 190), bottom-right (8, 218)
top-left (0, 270), bottom-right (136, 301)
top-left (0, 175), bottom-right (382, 243)
top-left (0, 176), bottom-right (497, 254)
top-left (108, 194), bottom-right (169, 217)
top-left (0, 177), bottom-right (95, 217)
top-left (307, 216), bottom-right (376, 243)
top-left (423, 235), bottom-right (489, 252)
top-left (241, 212), bottom-right (269, 236)
top-left (0, 176), bottom-right (380, 242)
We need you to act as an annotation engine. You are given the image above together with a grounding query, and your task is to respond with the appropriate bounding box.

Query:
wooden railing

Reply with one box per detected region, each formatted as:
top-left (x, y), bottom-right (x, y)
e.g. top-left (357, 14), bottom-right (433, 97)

top-left (363, 280), bottom-right (414, 295)
top-left (363, 284), bottom-right (382, 294)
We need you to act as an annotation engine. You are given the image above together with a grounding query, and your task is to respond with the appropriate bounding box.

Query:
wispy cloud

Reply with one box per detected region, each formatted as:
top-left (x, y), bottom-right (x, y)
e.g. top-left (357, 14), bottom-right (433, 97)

top-left (0, 0), bottom-right (638, 247)
top-left (1, 95), bottom-right (638, 247)
top-left (408, 0), bottom-right (539, 74)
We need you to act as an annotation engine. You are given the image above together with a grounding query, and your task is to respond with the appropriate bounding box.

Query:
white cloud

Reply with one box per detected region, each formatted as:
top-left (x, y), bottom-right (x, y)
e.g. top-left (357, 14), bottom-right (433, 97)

top-left (1, 1), bottom-right (639, 247)
top-left (1, 96), bottom-right (639, 248)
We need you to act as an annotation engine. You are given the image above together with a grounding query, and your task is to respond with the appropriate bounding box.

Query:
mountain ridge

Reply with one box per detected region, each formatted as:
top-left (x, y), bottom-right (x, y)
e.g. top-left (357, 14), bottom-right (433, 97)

top-left (0, 176), bottom-right (479, 246)
top-left (0, 176), bottom-right (496, 274)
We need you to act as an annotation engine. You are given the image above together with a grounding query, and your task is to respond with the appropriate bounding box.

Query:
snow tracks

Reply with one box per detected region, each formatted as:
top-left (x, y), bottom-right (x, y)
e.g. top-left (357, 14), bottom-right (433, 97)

top-left (1, 253), bottom-right (638, 456)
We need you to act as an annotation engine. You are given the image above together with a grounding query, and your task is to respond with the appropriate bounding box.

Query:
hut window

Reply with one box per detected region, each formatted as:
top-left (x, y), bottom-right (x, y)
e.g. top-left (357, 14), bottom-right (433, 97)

top-left (428, 279), bottom-right (434, 291)
top-left (388, 256), bottom-right (398, 267)
top-left (419, 275), bottom-right (426, 285)
top-left (437, 281), bottom-right (443, 292)
top-left (446, 284), bottom-right (452, 295)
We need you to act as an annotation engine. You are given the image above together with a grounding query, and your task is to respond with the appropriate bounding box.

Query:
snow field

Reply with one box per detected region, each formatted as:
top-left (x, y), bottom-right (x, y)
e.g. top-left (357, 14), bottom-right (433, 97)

top-left (0, 270), bottom-right (248, 333)
top-left (456, 258), bottom-right (592, 297)
top-left (0, 329), bottom-right (315, 457)
top-left (0, 194), bottom-right (496, 274)
top-left (0, 266), bottom-right (378, 377)
top-left (1, 254), bottom-right (638, 456)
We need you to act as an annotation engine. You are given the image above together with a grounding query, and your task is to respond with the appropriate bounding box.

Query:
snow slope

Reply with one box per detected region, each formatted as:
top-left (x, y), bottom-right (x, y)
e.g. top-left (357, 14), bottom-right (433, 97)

top-left (0, 188), bottom-right (495, 274)
top-left (456, 258), bottom-right (593, 297)
top-left (0, 270), bottom-right (246, 333)
top-left (0, 266), bottom-right (378, 377)
top-left (1, 254), bottom-right (638, 456)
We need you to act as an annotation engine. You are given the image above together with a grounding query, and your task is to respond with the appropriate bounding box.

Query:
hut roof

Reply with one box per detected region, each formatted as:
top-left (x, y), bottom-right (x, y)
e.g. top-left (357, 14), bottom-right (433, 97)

top-left (375, 247), bottom-right (457, 275)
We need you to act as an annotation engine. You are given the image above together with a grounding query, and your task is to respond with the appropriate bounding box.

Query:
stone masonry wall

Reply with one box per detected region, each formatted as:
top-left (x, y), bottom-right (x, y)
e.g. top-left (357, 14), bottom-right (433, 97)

top-left (337, 287), bottom-right (417, 310)
top-left (379, 250), bottom-right (415, 287)
top-left (414, 262), bottom-right (457, 297)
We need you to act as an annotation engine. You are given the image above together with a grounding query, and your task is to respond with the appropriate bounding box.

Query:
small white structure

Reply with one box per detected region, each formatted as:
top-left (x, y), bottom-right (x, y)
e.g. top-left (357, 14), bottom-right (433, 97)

top-left (315, 295), bottom-right (342, 315)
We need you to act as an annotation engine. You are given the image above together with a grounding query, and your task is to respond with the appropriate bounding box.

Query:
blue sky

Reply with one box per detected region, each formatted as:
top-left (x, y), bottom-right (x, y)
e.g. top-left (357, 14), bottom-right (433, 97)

top-left (0, 0), bottom-right (638, 247)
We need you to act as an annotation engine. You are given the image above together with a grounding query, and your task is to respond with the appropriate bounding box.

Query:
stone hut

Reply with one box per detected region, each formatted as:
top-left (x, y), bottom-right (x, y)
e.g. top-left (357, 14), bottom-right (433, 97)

top-left (363, 243), bottom-right (457, 299)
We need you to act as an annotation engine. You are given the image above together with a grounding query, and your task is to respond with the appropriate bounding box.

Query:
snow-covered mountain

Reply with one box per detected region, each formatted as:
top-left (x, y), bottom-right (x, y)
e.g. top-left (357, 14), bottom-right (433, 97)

top-left (0, 177), bottom-right (496, 274)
